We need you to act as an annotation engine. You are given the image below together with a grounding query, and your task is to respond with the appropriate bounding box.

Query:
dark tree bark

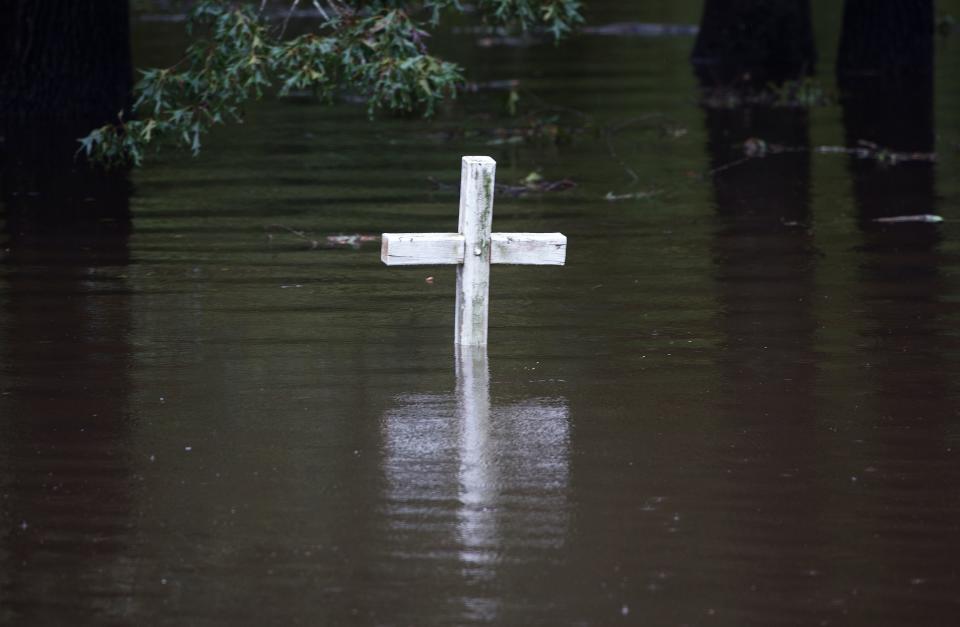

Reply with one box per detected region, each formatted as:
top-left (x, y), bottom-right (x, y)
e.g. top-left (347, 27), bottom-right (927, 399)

top-left (837, 0), bottom-right (934, 82)
top-left (692, 0), bottom-right (816, 86)
top-left (0, 1), bottom-right (132, 122)
top-left (1, 1), bottom-right (133, 233)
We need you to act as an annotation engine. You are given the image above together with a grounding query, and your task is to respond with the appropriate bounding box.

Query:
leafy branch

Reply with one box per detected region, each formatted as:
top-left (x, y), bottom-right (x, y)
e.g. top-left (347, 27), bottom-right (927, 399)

top-left (79, 0), bottom-right (583, 166)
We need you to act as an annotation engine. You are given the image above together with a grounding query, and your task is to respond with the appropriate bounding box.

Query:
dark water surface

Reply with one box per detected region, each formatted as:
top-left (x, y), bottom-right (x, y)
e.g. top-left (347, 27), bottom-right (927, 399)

top-left (3, 2), bottom-right (960, 625)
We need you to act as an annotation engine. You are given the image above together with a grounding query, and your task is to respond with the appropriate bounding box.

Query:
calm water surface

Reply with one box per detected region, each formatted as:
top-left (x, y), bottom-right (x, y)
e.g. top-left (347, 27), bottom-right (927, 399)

top-left (2, 2), bottom-right (960, 625)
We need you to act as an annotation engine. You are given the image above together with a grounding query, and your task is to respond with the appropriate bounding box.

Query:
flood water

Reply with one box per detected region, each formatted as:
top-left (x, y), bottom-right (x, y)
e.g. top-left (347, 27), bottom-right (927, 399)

top-left (3, 1), bottom-right (960, 625)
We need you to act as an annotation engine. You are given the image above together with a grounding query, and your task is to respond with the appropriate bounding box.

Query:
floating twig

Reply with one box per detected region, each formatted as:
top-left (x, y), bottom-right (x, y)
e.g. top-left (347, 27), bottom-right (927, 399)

top-left (873, 215), bottom-right (943, 224)
top-left (604, 190), bottom-right (662, 202)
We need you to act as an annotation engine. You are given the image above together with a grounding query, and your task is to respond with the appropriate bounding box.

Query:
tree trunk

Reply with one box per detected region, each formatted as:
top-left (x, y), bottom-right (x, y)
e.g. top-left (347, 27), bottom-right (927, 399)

top-left (692, 0), bottom-right (816, 86)
top-left (837, 0), bottom-right (934, 82)
top-left (0, 1), bottom-right (132, 122)
top-left (0, 1), bottom-right (132, 234)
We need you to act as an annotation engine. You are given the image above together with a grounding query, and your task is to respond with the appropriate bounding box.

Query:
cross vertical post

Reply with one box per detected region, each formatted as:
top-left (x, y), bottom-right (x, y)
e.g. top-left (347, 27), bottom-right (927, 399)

top-left (455, 156), bottom-right (496, 346)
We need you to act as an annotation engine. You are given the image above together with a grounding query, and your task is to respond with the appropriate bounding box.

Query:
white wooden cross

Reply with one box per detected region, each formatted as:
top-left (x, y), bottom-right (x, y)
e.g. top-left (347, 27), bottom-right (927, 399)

top-left (381, 156), bottom-right (567, 346)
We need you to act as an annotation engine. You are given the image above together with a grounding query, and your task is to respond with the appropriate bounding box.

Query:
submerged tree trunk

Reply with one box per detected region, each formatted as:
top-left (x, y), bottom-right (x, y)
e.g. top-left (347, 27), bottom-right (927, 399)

top-left (0, 1), bottom-right (133, 232)
top-left (837, 0), bottom-right (934, 82)
top-left (837, 0), bottom-right (937, 250)
top-left (0, 1), bottom-right (132, 123)
top-left (692, 0), bottom-right (816, 86)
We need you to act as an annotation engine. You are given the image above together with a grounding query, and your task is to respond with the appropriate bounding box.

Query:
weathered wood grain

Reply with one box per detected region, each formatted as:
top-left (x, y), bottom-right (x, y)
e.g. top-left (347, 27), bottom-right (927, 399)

top-left (381, 233), bottom-right (464, 265)
top-left (491, 233), bottom-right (566, 265)
top-left (455, 156), bottom-right (496, 346)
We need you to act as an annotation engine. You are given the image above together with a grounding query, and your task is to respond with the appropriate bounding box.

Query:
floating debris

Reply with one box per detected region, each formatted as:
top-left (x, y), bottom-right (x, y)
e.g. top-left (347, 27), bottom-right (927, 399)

top-left (605, 190), bottom-right (661, 202)
top-left (430, 173), bottom-right (576, 197)
top-left (477, 35), bottom-right (540, 48)
top-left (464, 79), bottom-right (521, 92)
top-left (704, 139), bottom-right (938, 178)
top-left (816, 141), bottom-right (937, 163)
top-left (325, 234), bottom-right (380, 248)
top-left (743, 137), bottom-right (770, 157)
top-left (498, 175), bottom-right (577, 197)
top-left (582, 22), bottom-right (698, 37)
top-left (265, 225), bottom-right (380, 250)
top-left (701, 78), bottom-right (831, 109)
top-left (768, 77), bottom-right (831, 107)
top-left (486, 135), bottom-right (525, 146)
top-left (872, 215), bottom-right (943, 224)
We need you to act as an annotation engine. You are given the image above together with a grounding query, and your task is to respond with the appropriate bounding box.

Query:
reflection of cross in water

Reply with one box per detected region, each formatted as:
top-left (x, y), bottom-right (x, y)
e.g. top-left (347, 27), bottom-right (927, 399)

top-left (382, 349), bottom-right (570, 620)
top-left (454, 347), bottom-right (572, 594)
top-left (456, 347), bottom-right (495, 566)
top-left (381, 156), bottom-right (567, 346)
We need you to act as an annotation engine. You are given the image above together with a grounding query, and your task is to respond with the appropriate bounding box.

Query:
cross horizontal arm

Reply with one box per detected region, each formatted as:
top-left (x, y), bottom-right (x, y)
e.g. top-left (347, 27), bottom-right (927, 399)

top-left (382, 233), bottom-right (464, 265)
top-left (491, 233), bottom-right (567, 265)
top-left (381, 232), bottom-right (567, 266)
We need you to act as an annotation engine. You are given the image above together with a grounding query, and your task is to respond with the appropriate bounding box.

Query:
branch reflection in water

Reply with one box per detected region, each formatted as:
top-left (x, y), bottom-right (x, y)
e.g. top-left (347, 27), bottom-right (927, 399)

top-left (381, 348), bottom-right (570, 622)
